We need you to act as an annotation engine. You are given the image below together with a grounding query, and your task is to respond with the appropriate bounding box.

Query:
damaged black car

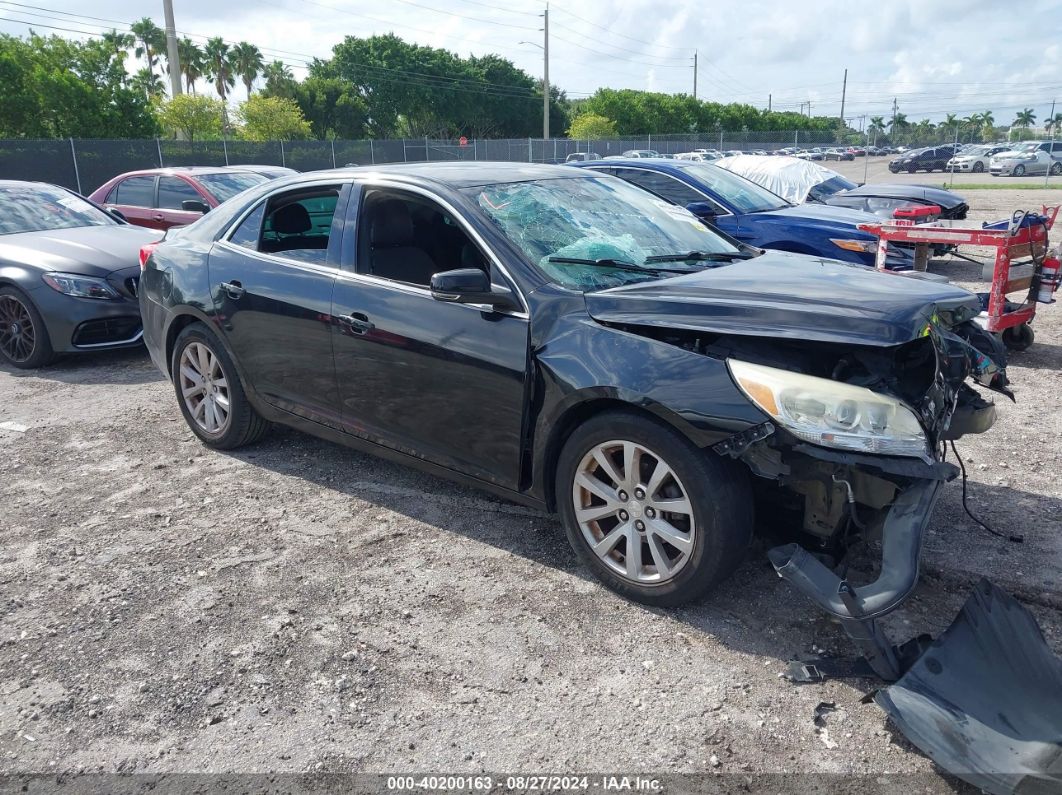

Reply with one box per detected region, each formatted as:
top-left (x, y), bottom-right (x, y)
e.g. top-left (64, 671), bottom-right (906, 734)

top-left (141, 163), bottom-right (1010, 659)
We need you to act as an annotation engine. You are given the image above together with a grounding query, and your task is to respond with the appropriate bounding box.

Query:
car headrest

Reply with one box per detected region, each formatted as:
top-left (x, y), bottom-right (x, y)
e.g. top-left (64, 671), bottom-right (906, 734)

top-left (272, 202), bottom-right (311, 234)
top-left (371, 200), bottom-right (414, 247)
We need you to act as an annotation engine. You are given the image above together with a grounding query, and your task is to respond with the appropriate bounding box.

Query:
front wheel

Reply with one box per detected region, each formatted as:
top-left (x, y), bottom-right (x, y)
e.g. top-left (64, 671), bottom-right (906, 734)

top-left (556, 410), bottom-right (752, 607)
top-left (0, 286), bottom-right (54, 369)
top-left (1051, 162), bottom-right (1062, 176)
top-left (171, 323), bottom-right (269, 449)
top-left (1013, 164), bottom-right (1026, 177)
top-left (973, 161), bottom-right (985, 173)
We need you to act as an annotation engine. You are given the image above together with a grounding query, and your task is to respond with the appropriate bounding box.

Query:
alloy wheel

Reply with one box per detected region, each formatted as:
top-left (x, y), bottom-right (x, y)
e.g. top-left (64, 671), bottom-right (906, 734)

top-left (0, 295), bottom-right (35, 363)
top-left (1014, 164), bottom-right (1026, 177)
top-left (178, 341), bottom-right (232, 435)
top-left (572, 440), bottom-right (696, 584)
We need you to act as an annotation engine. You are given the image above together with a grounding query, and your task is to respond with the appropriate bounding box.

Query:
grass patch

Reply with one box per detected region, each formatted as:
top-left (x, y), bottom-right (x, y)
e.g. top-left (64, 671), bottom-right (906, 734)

top-left (939, 182), bottom-right (1062, 190)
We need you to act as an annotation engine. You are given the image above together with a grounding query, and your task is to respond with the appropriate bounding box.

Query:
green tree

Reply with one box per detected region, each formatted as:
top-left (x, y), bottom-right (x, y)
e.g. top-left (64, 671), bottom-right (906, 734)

top-left (1013, 108), bottom-right (1036, 128)
top-left (867, 115), bottom-right (886, 143)
top-left (1046, 112), bottom-right (1062, 135)
top-left (131, 67), bottom-right (165, 100)
top-left (176, 38), bottom-right (205, 94)
top-left (204, 37), bottom-right (234, 103)
top-left (262, 60), bottom-right (295, 97)
top-left (231, 41), bottom-right (264, 100)
top-left (157, 94), bottom-right (223, 141)
top-left (292, 76), bottom-right (367, 138)
top-left (0, 33), bottom-right (157, 138)
top-left (101, 29), bottom-right (133, 64)
top-left (236, 94), bottom-right (312, 140)
top-left (130, 17), bottom-right (164, 77)
top-left (568, 113), bottom-right (617, 139)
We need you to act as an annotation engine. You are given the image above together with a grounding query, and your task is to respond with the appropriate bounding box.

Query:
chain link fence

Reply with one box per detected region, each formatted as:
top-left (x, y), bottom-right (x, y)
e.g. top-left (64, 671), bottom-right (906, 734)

top-left (3, 131), bottom-right (882, 194)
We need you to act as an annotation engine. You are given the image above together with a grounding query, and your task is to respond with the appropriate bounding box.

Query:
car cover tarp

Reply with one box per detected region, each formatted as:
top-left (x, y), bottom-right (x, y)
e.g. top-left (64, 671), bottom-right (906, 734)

top-left (716, 155), bottom-right (841, 204)
top-left (874, 579), bottom-right (1062, 795)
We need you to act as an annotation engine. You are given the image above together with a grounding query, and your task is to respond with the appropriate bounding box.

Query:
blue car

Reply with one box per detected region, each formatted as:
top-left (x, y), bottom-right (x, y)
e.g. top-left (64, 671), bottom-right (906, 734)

top-left (570, 159), bottom-right (913, 270)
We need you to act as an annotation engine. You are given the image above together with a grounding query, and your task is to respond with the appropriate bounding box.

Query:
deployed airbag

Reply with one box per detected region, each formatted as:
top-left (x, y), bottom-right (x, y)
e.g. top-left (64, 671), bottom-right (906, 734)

top-left (875, 580), bottom-right (1062, 795)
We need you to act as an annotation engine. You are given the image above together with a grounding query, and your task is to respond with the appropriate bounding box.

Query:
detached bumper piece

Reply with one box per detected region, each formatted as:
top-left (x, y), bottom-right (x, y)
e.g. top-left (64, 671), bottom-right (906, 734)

top-left (768, 479), bottom-right (941, 681)
top-left (875, 580), bottom-right (1062, 795)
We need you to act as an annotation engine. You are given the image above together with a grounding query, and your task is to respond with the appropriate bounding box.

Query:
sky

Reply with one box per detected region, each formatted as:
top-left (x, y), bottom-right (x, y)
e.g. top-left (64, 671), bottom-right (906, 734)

top-left (2, 0), bottom-right (1061, 128)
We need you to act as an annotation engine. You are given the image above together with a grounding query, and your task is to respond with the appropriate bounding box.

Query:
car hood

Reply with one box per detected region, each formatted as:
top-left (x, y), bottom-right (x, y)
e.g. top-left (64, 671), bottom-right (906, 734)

top-left (0, 225), bottom-right (160, 277)
top-left (584, 252), bottom-right (980, 347)
top-left (842, 184), bottom-right (965, 210)
top-left (759, 202), bottom-right (885, 229)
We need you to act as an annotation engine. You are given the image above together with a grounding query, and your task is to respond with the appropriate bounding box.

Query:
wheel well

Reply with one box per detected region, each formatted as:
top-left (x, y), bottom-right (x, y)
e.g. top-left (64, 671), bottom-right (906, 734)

top-left (541, 398), bottom-right (680, 512)
top-left (164, 314), bottom-right (201, 375)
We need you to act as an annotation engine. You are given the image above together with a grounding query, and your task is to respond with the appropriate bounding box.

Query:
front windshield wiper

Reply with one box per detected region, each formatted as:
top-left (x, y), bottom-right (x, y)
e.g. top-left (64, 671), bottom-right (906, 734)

top-left (644, 250), bottom-right (755, 263)
top-left (546, 256), bottom-right (690, 274)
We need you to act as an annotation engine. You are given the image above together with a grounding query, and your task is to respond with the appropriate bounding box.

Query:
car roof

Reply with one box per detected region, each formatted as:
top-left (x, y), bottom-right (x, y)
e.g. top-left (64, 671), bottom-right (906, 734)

top-left (108, 166), bottom-right (253, 178)
top-left (308, 161), bottom-right (589, 188)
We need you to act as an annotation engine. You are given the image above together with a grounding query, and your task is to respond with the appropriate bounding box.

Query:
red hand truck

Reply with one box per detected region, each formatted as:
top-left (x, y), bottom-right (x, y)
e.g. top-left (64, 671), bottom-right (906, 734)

top-left (858, 205), bottom-right (1060, 350)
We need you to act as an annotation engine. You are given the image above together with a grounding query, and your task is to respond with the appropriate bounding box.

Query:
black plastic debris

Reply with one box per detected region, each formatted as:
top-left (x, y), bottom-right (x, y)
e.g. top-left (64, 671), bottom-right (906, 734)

top-left (875, 580), bottom-right (1062, 795)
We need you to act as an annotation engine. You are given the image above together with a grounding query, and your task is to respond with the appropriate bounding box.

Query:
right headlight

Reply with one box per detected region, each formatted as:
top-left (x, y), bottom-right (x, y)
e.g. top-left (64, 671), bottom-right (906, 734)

top-left (728, 359), bottom-right (929, 459)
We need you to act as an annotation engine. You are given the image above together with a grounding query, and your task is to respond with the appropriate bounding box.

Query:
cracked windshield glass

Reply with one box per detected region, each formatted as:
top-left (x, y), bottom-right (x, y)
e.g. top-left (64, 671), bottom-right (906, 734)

top-left (466, 176), bottom-right (743, 290)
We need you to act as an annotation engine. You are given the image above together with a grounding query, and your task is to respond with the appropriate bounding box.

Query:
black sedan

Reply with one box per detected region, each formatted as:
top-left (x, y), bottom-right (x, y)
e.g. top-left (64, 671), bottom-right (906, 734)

top-left (140, 163), bottom-right (1009, 672)
top-left (0, 181), bottom-right (161, 368)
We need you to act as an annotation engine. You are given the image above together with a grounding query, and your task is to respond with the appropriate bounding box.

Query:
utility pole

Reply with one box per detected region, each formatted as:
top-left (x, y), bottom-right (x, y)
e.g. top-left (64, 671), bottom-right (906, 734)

top-left (768, 93), bottom-right (771, 112)
top-left (542, 4), bottom-right (549, 139)
top-left (162, 0), bottom-right (182, 97)
top-left (1046, 98), bottom-right (1056, 187)
top-left (838, 68), bottom-right (847, 130)
top-left (891, 96), bottom-right (898, 132)
top-left (692, 50), bottom-right (698, 99)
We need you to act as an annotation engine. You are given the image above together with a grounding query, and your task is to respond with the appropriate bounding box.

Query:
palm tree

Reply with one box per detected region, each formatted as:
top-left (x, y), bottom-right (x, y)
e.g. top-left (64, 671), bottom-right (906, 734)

top-left (204, 37), bottom-right (235, 130)
top-left (101, 29), bottom-right (134, 64)
top-left (131, 67), bottom-right (165, 100)
top-left (263, 61), bottom-right (293, 87)
top-left (130, 17), bottom-right (165, 76)
top-left (867, 115), bottom-right (885, 144)
top-left (231, 42), bottom-right (265, 100)
top-left (979, 110), bottom-right (995, 141)
top-left (177, 38), bottom-right (205, 94)
top-left (1013, 108), bottom-right (1036, 128)
top-left (1046, 112), bottom-right (1062, 135)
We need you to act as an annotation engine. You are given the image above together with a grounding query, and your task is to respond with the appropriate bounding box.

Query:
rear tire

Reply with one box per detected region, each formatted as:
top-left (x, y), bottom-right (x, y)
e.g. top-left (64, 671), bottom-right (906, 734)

top-left (171, 322), bottom-right (269, 449)
top-left (1051, 162), bottom-right (1062, 176)
top-left (973, 161), bottom-right (984, 173)
top-left (555, 410), bottom-right (752, 607)
top-left (0, 286), bottom-right (55, 369)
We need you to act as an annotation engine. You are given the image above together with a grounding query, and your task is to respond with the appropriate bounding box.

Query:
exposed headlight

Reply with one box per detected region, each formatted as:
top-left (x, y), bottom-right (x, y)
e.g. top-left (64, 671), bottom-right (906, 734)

top-left (728, 360), bottom-right (930, 459)
top-left (42, 272), bottom-right (121, 300)
top-left (830, 238), bottom-right (878, 253)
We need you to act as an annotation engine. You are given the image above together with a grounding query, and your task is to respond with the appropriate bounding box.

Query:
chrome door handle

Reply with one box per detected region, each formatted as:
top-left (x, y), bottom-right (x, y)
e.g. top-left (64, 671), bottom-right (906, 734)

top-left (219, 280), bottom-right (245, 299)
top-left (337, 312), bottom-right (374, 334)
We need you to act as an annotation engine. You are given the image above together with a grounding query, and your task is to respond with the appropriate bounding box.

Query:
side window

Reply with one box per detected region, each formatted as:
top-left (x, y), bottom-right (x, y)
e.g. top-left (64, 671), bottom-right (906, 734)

top-left (228, 202), bottom-right (266, 250)
top-left (357, 189), bottom-right (487, 287)
top-left (157, 176), bottom-right (203, 210)
top-left (114, 176), bottom-right (155, 207)
top-left (105, 185), bottom-right (119, 204)
top-left (611, 168), bottom-right (707, 207)
top-left (256, 186), bottom-right (342, 263)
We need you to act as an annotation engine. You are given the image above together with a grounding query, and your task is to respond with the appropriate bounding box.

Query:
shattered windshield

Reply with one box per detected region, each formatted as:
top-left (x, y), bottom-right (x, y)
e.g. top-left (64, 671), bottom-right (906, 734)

top-left (674, 163), bottom-right (792, 213)
top-left (465, 176), bottom-right (742, 290)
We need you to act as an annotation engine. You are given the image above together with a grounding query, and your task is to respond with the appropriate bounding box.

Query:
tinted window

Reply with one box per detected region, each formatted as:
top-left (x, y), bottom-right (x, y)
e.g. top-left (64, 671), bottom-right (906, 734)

top-left (673, 163), bottom-right (790, 213)
top-left (157, 176), bottom-right (203, 210)
top-left (114, 176), bottom-right (155, 207)
top-left (609, 168), bottom-right (707, 207)
top-left (195, 171), bottom-right (269, 203)
top-left (256, 187), bottom-right (341, 263)
top-left (105, 185), bottom-right (118, 204)
top-left (228, 202), bottom-right (266, 249)
top-left (0, 184), bottom-right (116, 235)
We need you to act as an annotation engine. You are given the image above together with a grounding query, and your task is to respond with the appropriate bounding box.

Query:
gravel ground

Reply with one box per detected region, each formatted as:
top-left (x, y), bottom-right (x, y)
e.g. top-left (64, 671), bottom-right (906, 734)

top-left (1, 189), bottom-right (1060, 789)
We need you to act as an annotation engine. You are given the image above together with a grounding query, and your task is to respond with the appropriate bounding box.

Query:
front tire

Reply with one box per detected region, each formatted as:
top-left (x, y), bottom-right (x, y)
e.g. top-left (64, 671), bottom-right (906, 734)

top-left (555, 410), bottom-right (752, 607)
top-left (1051, 162), bottom-right (1062, 176)
top-left (1013, 164), bottom-right (1026, 177)
top-left (973, 161), bottom-right (984, 173)
top-left (0, 286), bottom-right (54, 369)
top-left (171, 323), bottom-right (269, 449)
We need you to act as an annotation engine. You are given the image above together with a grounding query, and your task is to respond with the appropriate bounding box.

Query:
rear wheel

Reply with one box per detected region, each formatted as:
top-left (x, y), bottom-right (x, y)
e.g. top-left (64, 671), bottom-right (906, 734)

top-left (556, 410), bottom-right (752, 607)
top-left (1013, 164), bottom-right (1026, 177)
top-left (0, 286), bottom-right (54, 369)
top-left (1051, 162), bottom-right (1062, 176)
top-left (907, 165), bottom-right (917, 173)
top-left (171, 323), bottom-right (269, 449)
top-left (973, 161), bottom-right (985, 173)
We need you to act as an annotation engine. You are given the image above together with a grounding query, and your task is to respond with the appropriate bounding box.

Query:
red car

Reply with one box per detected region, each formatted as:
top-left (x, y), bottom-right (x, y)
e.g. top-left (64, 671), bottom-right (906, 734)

top-left (89, 167), bottom-right (270, 230)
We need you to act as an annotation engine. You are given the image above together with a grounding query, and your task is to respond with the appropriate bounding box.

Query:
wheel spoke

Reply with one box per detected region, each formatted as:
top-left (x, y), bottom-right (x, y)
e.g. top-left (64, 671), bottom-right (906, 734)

top-left (644, 458), bottom-right (670, 499)
top-left (647, 517), bottom-right (693, 554)
top-left (575, 471), bottom-right (618, 504)
top-left (653, 495), bottom-right (693, 517)
top-left (647, 533), bottom-right (672, 577)
top-left (622, 442), bottom-right (640, 487)
top-left (592, 522), bottom-right (627, 558)
top-left (591, 448), bottom-right (624, 488)
top-left (576, 503), bottom-right (620, 524)
top-left (624, 524), bottom-right (642, 579)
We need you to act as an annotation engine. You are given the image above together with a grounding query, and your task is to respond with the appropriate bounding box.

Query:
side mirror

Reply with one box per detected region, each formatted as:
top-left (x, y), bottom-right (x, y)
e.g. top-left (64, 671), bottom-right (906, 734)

top-left (430, 268), bottom-right (519, 311)
top-left (685, 201), bottom-right (718, 221)
top-left (107, 208), bottom-right (127, 222)
top-left (181, 199), bottom-right (210, 214)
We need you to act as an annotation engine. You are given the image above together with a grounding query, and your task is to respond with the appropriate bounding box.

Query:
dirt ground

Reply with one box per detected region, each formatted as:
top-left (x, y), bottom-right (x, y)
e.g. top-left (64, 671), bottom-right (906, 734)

top-left (1, 189), bottom-right (1060, 789)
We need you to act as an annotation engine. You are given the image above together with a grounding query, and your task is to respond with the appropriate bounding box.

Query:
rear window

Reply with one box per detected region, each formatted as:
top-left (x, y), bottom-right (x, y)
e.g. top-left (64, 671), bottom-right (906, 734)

top-left (195, 172), bottom-right (269, 204)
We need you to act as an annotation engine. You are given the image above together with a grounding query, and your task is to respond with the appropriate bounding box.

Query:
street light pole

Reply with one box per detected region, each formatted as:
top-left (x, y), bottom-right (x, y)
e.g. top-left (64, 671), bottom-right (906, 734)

top-left (542, 4), bottom-right (549, 140)
top-left (162, 0), bottom-right (182, 97)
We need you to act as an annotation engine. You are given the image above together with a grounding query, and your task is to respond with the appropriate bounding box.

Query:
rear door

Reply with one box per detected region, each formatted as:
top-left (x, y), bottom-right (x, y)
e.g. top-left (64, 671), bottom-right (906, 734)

top-left (156, 175), bottom-right (210, 228)
top-left (108, 175), bottom-right (158, 228)
top-left (207, 180), bottom-right (351, 425)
